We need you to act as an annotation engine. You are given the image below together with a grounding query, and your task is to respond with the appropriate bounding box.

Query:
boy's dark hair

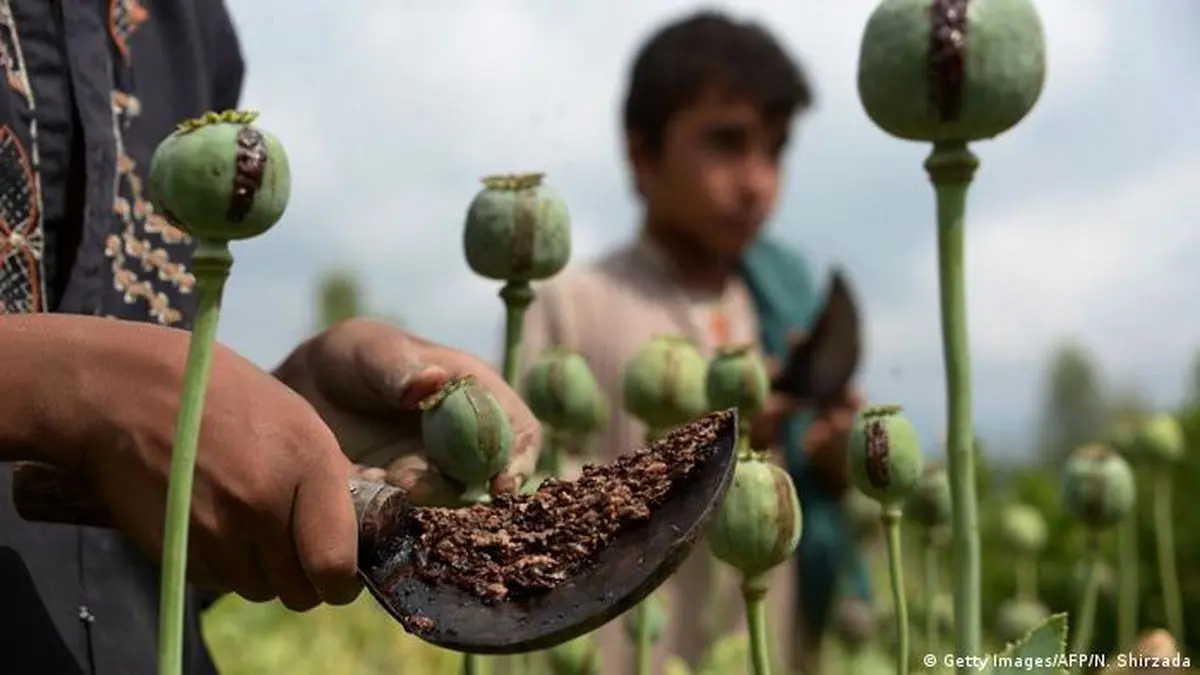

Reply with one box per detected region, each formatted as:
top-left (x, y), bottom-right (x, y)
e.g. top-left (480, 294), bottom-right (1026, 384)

top-left (622, 11), bottom-right (814, 154)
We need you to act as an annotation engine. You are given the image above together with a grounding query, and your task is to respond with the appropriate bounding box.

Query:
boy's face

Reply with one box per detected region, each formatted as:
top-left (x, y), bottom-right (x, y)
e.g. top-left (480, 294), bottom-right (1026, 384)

top-left (630, 86), bottom-right (790, 260)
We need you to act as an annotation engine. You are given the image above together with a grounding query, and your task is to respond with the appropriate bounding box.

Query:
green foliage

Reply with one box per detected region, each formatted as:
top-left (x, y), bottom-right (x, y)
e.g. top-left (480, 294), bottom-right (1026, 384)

top-left (984, 613), bottom-right (1068, 675)
top-left (202, 595), bottom-right (461, 675)
top-left (693, 631), bottom-right (748, 675)
top-left (976, 404), bottom-right (1200, 660)
top-left (1187, 351), bottom-right (1200, 408)
top-left (317, 271), bottom-right (362, 330)
top-left (315, 269), bottom-right (404, 330)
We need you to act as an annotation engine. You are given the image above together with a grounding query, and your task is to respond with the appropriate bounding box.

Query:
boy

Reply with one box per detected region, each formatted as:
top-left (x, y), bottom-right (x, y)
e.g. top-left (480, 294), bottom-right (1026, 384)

top-left (520, 11), bottom-right (870, 674)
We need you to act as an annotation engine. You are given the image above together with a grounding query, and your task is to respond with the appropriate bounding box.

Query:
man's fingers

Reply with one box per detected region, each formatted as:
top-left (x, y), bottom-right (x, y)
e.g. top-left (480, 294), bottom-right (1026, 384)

top-left (188, 507), bottom-right (275, 603)
top-left (255, 507), bottom-right (322, 612)
top-left (356, 465), bottom-right (387, 482)
top-left (385, 458), bottom-right (464, 507)
top-left (320, 319), bottom-right (543, 500)
top-left (186, 556), bottom-right (232, 598)
top-left (290, 455), bottom-right (361, 606)
top-left (490, 469), bottom-right (525, 497)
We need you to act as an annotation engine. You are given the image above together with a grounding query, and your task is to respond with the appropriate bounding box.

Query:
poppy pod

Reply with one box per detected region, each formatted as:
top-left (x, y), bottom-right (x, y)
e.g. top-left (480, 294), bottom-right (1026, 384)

top-left (149, 110), bottom-right (290, 241)
top-left (857, 0), bottom-right (1047, 143)
top-left (420, 375), bottom-right (512, 502)
top-left (1133, 413), bottom-right (1185, 465)
top-left (848, 405), bottom-right (925, 505)
top-left (994, 598), bottom-right (1050, 644)
top-left (547, 634), bottom-right (601, 675)
top-left (523, 347), bottom-right (606, 433)
top-left (462, 172), bottom-right (571, 282)
top-left (905, 463), bottom-right (951, 529)
top-left (621, 335), bottom-right (709, 431)
top-left (705, 344), bottom-right (770, 417)
top-left (707, 456), bottom-right (802, 578)
top-left (1061, 444), bottom-right (1135, 529)
top-left (998, 503), bottom-right (1048, 556)
top-left (622, 593), bottom-right (667, 643)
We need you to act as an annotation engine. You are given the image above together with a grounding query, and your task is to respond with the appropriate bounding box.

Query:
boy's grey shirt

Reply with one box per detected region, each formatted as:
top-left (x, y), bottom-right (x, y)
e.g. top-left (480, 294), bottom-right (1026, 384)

top-left (519, 232), bottom-right (797, 673)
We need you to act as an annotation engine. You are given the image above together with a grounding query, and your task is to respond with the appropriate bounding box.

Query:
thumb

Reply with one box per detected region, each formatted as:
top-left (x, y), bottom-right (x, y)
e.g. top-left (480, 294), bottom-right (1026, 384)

top-left (352, 334), bottom-right (452, 411)
top-left (392, 366), bottom-right (452, 410)
top-left (310, 322), bottom-right (450, 414)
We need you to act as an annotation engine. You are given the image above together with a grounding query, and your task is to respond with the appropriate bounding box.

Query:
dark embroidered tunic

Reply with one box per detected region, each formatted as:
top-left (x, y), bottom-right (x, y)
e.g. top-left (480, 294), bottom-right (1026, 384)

top-left (0, 0), bottom-right (244, 672)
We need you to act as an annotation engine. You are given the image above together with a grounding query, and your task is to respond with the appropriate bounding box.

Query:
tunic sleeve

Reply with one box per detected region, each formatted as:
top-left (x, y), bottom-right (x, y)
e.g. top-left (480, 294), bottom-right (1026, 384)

top-left (202, 0), bottom-right (246, 111)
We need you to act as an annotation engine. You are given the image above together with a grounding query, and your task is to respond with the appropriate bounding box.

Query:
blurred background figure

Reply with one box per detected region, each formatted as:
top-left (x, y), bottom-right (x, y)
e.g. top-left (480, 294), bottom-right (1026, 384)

top-left (517, 10), bottom-right (868, 674)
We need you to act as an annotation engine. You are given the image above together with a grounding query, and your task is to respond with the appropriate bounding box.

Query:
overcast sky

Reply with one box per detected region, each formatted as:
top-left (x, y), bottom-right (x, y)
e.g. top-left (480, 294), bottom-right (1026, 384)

top-left (213, 0), bottom-right (1200, 457)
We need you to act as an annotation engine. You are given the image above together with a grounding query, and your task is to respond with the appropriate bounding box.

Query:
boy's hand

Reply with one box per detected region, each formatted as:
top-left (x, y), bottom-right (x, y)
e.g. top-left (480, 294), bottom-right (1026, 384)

top-left (803, 387), bottom-right (862, 495)
top-left (275, 318), bottom-right (541, 506)
top-left (748, 341), bottom-right (862, 493)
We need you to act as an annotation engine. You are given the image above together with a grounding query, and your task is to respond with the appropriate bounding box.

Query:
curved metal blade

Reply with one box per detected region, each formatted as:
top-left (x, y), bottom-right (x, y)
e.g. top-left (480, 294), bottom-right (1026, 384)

top-left (357, 410), bottom-right (740, 654)
top-left (770, 267), bottom-right (862, 402)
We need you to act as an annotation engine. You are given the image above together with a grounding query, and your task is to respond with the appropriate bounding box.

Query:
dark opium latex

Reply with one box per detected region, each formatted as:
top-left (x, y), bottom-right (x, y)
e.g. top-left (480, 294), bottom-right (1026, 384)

top-left (149, 110), bottom-right (290, 240)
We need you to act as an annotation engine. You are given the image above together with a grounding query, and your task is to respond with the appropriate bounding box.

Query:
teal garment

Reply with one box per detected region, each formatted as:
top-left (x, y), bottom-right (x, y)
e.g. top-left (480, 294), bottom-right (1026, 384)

top-left (737, 236), bottom-right (872, 639)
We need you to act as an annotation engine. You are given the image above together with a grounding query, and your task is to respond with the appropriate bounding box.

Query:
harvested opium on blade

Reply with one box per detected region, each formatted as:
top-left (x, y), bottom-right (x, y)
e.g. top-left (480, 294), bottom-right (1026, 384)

top-left (407, 409), bottom-right (733, 603)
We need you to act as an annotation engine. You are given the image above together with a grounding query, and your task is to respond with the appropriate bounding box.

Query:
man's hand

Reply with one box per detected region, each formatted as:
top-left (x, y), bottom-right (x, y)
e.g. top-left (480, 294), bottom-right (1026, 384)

top-left (275, 318), bottom-right (541, 506)
top-left (3, 314), bottom-right (363, 611)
